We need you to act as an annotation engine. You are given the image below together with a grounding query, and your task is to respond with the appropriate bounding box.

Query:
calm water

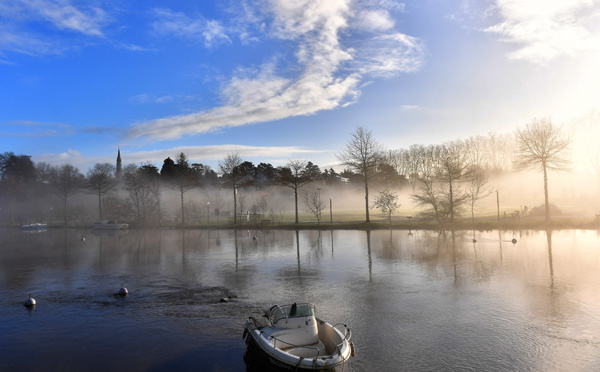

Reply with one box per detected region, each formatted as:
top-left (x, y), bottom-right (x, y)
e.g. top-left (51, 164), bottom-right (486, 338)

top-left (1, 228), bottom-right (600, 371)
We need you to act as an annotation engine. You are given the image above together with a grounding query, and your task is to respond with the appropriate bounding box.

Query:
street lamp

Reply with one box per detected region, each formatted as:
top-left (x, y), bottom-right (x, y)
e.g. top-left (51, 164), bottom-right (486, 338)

top-left (207, 202), bottom-right (210, 225)
top-left (330, 197), bottom-right (332, 224)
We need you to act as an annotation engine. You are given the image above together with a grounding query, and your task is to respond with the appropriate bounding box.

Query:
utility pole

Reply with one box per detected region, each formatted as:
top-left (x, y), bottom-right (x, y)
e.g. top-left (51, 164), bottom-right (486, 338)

top-left (496, 190), bottom-right (500, 223)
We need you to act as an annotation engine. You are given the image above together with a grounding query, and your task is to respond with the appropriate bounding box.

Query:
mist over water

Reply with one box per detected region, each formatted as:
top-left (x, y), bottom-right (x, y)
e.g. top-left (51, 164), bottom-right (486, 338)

top-left (1, 228), bottom-right (600, 371)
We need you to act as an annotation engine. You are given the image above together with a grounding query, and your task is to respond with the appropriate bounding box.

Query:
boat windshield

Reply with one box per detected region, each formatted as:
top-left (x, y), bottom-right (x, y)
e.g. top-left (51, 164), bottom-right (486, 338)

top-left (270, 303), bottom-right (315, 324)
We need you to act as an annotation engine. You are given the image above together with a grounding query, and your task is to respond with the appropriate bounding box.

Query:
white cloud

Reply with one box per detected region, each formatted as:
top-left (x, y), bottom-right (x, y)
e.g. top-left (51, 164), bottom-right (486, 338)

top-left (355, 32), bottom-right (425, 77)
top-left (484, 0), bottom-right (600, 64)
top-left (152, 8), bottom-right (231, 48)
top-left (400, 105), bottom-right (419, 110)
top-left (25, 0), bottom-right (107, 36)
top-left (0, 0), bottom-right (108, 56)
top-left (125, 144), bottom-right (322, 164)
top-left (0, 27), bottom-right (61, 56)
top-left (0, 120), bottom-right (74, 137)
top-left (38, 148), bottom-right (83, 163)
top-left (129, 93), bottom-right (198, 105)
top-left (356, 9), bottom-right (395, 31)
top-left (129, 0), bottom-right (425, 141)
top-left (35, 145), bottom-right (323, 172)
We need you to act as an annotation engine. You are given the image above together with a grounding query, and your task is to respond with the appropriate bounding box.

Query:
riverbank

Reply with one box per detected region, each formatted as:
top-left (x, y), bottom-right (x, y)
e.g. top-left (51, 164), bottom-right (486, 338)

top-left (8, 216), bottom-right (600, 231)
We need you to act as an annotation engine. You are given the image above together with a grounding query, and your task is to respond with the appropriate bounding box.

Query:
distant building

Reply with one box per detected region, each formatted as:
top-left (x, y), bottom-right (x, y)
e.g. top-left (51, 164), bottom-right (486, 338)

top-left (116, 148), bottom-right (122, 181)
top-left (336, 175), bottom-right (349, 183)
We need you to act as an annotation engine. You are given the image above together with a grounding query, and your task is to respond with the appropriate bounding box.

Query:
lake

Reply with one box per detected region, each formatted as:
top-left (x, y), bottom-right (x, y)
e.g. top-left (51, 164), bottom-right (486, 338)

top-left (1, 228), bottom-right (600, 371)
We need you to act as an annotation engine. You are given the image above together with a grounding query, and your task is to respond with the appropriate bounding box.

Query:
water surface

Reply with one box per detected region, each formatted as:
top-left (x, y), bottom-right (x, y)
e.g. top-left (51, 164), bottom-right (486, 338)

top-left (1, 228), bottom-right (600, 371)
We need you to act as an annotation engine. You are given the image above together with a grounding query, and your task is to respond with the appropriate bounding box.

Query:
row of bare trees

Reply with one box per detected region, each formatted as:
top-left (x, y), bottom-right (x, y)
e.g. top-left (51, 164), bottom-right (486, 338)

top-left (337, 118), bottom-right (571, 223)
top-left (0, 117), bottom-right (573, 226)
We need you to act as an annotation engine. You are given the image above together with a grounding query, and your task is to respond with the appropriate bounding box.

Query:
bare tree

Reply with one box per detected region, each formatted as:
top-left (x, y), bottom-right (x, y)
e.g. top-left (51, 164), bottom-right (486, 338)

top-left (303, 190), bottom-right (325, 223)
top-left (123, 163), bottom-right (156, 224)
top-left (236, 194), bottom-right (247, 222)
top-left (337, 127), bottom-right (384, 223)
top-left (50, 164), bottom-right (85, 225)
top-left (253, 194), bottom-right (268, 217)
top-left (210, 189), bottom-right (225, 224)
top-left (410, 142), bottom-right (471, 223)
top-left (372, 188), bottom-right (400, 224)
top-left (219, 153), bottom-right (244, 224)
top-left (86, 163), bottom-right (118, 220)
top-left (465, 166), bottom-right (493, 224)
top-left (464, 135), bottom-right (487, 168)
top-left (514, 118), bottom-right (571, 221)
top-left (485, 132), bottom-right (511, 172)
top-left (276, 160), bottom-right (320, 223)
top-left (436, 141), bottom-right (471, 221)
top-left (411, 176), bottom-right (445, 222)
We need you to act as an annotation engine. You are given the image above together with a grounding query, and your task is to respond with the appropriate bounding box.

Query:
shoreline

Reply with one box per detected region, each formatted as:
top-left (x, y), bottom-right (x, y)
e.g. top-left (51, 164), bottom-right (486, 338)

top-left (6, 218), bottom-right (600, 231)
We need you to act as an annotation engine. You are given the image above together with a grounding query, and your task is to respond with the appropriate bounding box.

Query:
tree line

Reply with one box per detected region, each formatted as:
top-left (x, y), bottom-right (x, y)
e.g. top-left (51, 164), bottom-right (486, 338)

top-left (0, 117), bottom-right (571, 226)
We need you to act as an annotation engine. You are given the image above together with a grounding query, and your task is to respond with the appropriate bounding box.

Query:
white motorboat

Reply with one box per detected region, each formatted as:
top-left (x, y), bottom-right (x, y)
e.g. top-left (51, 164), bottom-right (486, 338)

top-left (92, 220), bottom-right (129, 230)
top-left (243, 303), bottom-right (355, 371)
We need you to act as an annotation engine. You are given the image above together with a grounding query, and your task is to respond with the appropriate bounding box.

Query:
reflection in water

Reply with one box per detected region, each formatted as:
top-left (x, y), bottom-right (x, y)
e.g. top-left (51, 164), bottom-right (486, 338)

top-left (366, 230), bottom-right (372, 282)
top-left (1, 228), bottom-right (600, 371)
top-left (546, 229), bottom-right (554, 287)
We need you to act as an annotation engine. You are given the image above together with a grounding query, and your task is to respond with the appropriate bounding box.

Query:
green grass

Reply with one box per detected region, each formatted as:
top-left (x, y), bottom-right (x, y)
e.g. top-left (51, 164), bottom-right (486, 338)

top-left (12, 209), bottom-right (600, 231)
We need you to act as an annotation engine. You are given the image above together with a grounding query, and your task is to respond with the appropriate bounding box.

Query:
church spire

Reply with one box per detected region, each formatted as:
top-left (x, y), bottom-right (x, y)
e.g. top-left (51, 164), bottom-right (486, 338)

top-left (116, 147), bottom-right (122, 180)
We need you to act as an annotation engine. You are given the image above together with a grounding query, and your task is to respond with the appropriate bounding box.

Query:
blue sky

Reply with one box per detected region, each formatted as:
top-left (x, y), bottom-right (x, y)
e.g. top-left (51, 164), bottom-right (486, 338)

top-left (2, 0), bottom-right (599, 173)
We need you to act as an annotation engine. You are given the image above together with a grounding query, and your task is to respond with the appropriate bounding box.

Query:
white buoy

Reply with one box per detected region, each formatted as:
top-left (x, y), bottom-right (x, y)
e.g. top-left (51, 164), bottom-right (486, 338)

top-left (24, 294), bottom-right (36, 307)
top-left (118, 283), bottom-right (128, 296)
top-left (81, 237), bottom-right (86, 242)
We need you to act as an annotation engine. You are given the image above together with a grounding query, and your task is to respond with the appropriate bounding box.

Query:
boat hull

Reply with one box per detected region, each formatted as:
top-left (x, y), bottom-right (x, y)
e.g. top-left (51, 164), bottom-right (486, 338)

top-left (244, 330), bottom-right (339, 372)
top-left (20, 223), bottom-right (47, 232)
top-left (243, 316), bottom-right (352, 372)
top-left (92, 221), bottom-right (129, 230)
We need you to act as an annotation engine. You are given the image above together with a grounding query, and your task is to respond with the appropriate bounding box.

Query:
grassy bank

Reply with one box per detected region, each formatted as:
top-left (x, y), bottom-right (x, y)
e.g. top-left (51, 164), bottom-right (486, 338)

top-left (18, 218), bottom-right (597, 231)
top-left (7, 208), bottom-right (600, 231)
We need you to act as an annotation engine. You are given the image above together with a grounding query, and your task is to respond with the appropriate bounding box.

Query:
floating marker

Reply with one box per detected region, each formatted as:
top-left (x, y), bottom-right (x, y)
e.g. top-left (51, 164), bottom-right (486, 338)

top-left (81, 237), bottom-right (86, 242)
top-left (118, 284), bottom-right (128, 296)
top-left (472, 239), bottom-right (477, 243)
top-left (24, 294), bottom-right (36, 307)
top-left (511, 238), bottom-right (517, 244)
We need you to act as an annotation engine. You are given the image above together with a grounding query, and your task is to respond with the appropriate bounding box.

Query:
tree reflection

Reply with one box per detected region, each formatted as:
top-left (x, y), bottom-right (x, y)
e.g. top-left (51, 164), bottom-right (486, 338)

top-left (366, 230), bottom-right (372, 282)
top-left (546, 229), bottom-right (554, 288)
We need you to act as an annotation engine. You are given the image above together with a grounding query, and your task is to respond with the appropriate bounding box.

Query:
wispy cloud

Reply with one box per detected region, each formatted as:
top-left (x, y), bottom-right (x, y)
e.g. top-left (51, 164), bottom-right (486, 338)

top-left (484, 0), bottom-right (600, 65)
top-left (0, 26), bottom-right (64, 56)
top-left (151, 8), bottom-right (231, 48)
top-left (129, 93), bottom-right (200, 105)
top-left (23, 0), bottom-right (108, 36)
top-left (35, 144), bottom-right (323, 171)
top-left (125, 144), bottom-right (322, 164)
top-left (34, 148), bottom-right (84, 166)
top-left (0, 0), bottom-right (109, 56)
top-left (0, 120), bottom-right (74, 137)
top-left (128, 0), bottom-right (425, 141)
top-left (400, 105), bottom-right (419, 110)
top-left (81, 125), bottom-right (121, 135)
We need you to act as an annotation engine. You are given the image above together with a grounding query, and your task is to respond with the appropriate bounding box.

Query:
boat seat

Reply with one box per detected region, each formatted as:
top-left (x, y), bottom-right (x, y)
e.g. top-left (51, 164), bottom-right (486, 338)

top-left (285, 340), bottom-right (328, 358)
top-left (262, 316), bottom-right (319, 349)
